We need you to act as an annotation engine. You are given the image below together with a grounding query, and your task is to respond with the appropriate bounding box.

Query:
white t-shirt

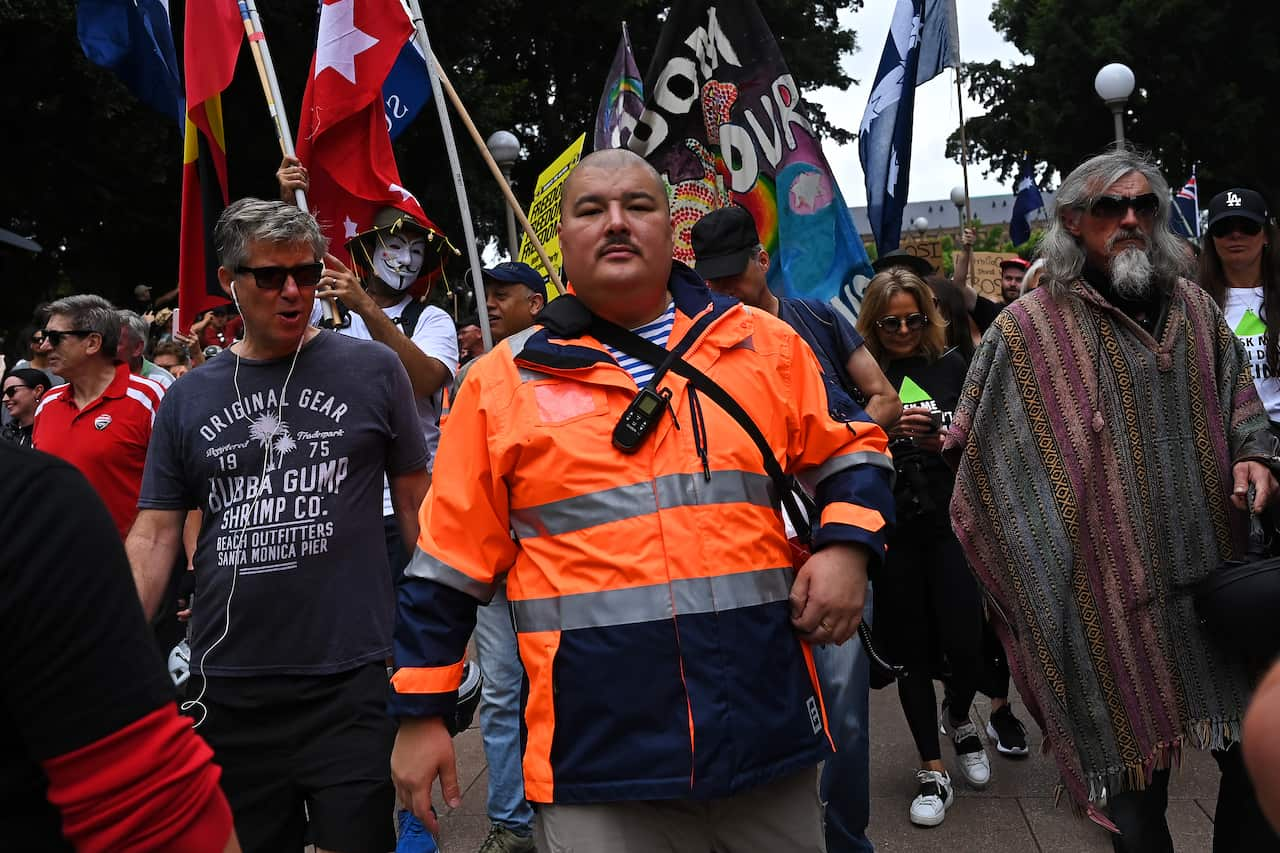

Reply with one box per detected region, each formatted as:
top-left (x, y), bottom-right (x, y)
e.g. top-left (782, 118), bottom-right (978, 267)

top-left (311, 296), bottom-right (459, 514)
top-left (1223, 286), bottom-right (1280, 422)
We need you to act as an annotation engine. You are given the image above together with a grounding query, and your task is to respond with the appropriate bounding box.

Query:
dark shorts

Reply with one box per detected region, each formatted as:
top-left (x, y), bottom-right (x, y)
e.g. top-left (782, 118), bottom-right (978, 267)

top-left (195, 662), bottom-right (395, 853)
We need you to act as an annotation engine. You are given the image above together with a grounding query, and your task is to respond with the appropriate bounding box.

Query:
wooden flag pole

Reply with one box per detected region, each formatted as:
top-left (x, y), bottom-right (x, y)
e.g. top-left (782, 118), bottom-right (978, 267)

top-left (238, 1), bottom-right (306, 213)
top-left (401, 0), bottom-right (563, 299)
top-left (238, 0), bottom-right (337, 323)
top-left (428, 58), bottom-right (564, 296)
top-left (954, 67), bottom-right (975, 291)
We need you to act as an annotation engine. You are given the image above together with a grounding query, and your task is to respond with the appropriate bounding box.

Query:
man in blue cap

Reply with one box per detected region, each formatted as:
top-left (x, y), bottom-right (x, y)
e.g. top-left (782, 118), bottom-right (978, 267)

top-left (484, 261), bottom-right (547, 344)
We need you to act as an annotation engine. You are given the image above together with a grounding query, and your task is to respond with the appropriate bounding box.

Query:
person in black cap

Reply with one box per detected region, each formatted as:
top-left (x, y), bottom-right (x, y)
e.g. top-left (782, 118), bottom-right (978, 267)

top-left (872, 248), bottom-right (935, 279)
top-left (690, 204), bottom-right (899, 853)
top-left (484, 261), bottom-right (547, 344)
top-left (690, 206), bottom-right (900, 430)
top-left (1201, 187), bottom-right (1280, 428)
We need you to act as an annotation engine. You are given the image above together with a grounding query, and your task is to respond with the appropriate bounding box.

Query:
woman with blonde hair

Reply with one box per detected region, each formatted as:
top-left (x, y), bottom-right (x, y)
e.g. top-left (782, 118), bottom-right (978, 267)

top-left (856, 269), bottom-right (993, 829)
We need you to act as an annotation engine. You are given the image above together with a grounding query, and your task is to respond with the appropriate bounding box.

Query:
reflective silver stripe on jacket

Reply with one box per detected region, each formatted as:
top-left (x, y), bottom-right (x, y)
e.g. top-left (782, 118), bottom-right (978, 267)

top-left (511, 566), bottom-right (793, 633)
top-left (404, 547), bottom-right (496, 603)
top-left (509, 469), bottom-right (776, 539)
top-left (796, 450), bottom-right (895, 493)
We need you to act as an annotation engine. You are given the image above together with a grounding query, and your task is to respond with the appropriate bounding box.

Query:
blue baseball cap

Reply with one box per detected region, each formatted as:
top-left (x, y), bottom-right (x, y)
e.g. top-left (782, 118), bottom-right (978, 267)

top-left (484, 262), bottom-right (547, 301)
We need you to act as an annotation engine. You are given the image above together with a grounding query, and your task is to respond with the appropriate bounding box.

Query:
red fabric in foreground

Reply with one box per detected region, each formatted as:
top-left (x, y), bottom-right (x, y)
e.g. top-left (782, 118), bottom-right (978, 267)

top-left (42, 705), bottom-right (232, 852)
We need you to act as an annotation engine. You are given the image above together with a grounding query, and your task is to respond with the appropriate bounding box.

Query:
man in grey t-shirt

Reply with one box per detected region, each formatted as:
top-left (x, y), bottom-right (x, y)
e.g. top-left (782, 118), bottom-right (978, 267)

top-left (127, 199), bottom-right (429, 853)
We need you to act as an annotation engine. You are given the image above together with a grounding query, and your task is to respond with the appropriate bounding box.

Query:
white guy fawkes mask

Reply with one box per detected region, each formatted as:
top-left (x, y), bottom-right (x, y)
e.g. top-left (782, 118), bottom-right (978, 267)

top-left (373, 232), bottom-right (428, 291)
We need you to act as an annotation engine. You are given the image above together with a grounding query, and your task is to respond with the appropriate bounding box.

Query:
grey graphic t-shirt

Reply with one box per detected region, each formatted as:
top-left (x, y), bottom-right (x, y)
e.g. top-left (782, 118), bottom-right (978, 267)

top-left (139, 332), bottom-right (428, 676)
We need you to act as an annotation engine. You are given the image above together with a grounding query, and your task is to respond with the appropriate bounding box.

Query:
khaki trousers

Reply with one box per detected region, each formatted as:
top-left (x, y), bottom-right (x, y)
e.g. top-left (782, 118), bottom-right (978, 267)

top-left (534, 767), bottom-right (826, 853)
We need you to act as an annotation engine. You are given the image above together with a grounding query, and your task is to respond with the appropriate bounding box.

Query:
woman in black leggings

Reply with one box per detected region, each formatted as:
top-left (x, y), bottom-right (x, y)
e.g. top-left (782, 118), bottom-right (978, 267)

top-left (856, 268), bottom-right (992, 828)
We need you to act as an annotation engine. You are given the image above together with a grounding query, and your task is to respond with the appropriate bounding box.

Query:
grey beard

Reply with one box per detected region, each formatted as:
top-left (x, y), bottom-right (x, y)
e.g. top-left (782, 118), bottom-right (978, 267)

top-left (1110, 247), bottom-right (1153, 299)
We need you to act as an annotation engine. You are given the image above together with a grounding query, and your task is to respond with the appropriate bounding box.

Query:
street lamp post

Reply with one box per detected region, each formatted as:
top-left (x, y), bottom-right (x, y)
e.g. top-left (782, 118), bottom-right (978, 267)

top-left (949, 186), bottom-right (967, 233)
top-left (912, 216), bottom-right (929, 243)
top-left (485, 130), bottom-right (521, 257)
top-left (1094, 63), bottom-right (1135, 147)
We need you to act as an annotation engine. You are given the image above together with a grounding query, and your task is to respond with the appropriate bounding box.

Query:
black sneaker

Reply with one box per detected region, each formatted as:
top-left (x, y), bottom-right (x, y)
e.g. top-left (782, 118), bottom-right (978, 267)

top-left (986, 704), bottom-right (1029, 756)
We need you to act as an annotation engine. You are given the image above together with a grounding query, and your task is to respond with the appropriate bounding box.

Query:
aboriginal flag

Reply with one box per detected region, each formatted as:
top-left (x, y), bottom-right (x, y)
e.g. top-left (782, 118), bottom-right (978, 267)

top-left (177, 1), bottom-right (243, 333)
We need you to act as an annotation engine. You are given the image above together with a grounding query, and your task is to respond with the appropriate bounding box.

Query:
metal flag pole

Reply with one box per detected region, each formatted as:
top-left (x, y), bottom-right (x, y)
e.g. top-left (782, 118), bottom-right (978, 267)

top-left (401, 0), bottom-right (494, 352)
top-left (238, 1), bottom-right (306, 212)
top-left (429, 60), bottom-right (563, 295)
top-left (402, 0), bottom-right (564, 317)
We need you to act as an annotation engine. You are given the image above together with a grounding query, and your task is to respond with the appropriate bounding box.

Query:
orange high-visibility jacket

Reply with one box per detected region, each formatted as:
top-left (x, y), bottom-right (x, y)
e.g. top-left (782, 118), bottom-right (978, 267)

top-left (390, 265), bottom-right (894, 804)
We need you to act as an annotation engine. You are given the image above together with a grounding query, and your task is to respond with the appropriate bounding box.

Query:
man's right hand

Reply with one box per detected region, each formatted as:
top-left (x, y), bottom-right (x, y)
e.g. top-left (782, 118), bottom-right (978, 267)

top-left (391, 716), bottom-right (460, 835)
top-left (960, 227), bottom-right (976, 249)
top-left (277, 155), bottom-right (309, 203)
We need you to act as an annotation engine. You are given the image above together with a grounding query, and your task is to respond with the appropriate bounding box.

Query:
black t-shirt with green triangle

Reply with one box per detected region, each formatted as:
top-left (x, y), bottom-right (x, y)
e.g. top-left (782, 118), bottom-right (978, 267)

top-left (884, 349), bottom-right (968, 426)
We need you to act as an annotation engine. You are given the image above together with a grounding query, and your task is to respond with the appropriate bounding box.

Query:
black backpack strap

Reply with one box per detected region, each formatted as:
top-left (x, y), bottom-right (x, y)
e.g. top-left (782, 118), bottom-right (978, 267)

top-left (395, 298), bottom-right (428, 337)
top-left (587, 311), bottom-right (808, 539)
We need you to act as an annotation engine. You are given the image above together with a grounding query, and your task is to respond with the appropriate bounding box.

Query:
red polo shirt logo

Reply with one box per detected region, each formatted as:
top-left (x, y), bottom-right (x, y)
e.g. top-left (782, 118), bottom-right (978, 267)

top-left (32, 363), bottom-right (164, 538)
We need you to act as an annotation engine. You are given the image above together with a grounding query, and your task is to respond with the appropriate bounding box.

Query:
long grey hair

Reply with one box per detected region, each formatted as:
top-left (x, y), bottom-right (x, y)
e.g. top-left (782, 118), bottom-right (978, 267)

top-left (1038, 148), bottom-right (1192, 297)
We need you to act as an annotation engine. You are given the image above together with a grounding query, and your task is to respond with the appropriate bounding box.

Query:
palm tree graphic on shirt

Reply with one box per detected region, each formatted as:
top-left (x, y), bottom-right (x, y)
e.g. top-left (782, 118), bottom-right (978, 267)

top-left (248, 411), bottom-right (296, 472)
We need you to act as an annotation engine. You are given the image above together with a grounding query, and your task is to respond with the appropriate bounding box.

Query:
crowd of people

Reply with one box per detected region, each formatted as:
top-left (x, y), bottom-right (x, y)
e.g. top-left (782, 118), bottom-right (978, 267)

top-left (5, 143), bottom-right (1280, 853)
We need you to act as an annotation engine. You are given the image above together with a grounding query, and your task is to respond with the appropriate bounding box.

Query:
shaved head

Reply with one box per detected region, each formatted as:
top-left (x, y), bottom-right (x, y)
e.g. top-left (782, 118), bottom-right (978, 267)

top-left (562, 149), bottom-right (669, 218)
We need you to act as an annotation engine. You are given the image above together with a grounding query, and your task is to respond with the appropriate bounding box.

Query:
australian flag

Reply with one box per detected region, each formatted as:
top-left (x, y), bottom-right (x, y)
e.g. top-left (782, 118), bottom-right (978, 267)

top-left (1171, 169), bottom-right (1200, 239)
top-left (77, 0), bottom-right (184, 128)
top-left (859, 0), bottom-right (958, 255)
top-left (1010, 157), bottom-right (1045, 246)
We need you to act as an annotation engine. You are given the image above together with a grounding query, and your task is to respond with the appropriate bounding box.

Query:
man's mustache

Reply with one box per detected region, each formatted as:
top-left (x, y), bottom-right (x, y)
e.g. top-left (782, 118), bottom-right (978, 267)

top-left (599, 236), bottom-right (640, 257)
top-left (1107, 228), bottom-right (1148, 251)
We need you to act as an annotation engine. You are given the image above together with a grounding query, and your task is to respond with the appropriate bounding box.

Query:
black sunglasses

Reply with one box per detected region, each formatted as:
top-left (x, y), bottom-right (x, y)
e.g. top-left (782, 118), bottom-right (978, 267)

top-left (875, 313), bottom-right (929, 332)
top-left (1210, 217), bottom-right (1264, 239)
top-left (41, 329), bottom-right (95, 346)
top-left (1089, 193), bottom-right (1160, 220)
top-left (235, 262), bottom-right (325, 290)
top-left (2, 385), bottom-right (31, 398)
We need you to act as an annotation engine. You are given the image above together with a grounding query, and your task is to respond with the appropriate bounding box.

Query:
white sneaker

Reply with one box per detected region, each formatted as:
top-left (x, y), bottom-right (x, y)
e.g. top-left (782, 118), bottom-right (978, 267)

top-left (909, 768), bottom-right (954, 827)
top-left (941, 709), bottom-right (992, 788)
top-left (953, 720), bottom-right (992, 787)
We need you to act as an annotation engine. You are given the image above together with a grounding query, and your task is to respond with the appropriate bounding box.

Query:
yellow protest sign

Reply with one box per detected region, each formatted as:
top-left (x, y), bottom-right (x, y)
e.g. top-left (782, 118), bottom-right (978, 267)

top-left (518, 133), bottom-right (586, 299)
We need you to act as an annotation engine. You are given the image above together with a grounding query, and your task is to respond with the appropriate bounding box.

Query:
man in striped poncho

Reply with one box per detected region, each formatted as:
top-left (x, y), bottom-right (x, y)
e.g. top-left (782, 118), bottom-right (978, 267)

top-left (944, 149), bottom-right (1280, 852)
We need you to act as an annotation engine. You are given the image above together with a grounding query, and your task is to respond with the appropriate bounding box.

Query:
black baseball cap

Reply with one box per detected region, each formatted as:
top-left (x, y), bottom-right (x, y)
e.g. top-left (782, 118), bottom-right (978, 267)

top-left (690, 206), bottom-right (761, 280)
top-left (1207, 188), bottom-right (1268, 229)
top-left (484, 261), bottom-right (547, 301)
top-left (871, 249), bottom-right (934, 278)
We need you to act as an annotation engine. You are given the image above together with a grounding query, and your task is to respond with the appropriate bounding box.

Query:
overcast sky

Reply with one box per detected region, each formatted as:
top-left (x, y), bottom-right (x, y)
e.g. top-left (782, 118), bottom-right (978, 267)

top-left (808, 0), bottom-right (1027, 208)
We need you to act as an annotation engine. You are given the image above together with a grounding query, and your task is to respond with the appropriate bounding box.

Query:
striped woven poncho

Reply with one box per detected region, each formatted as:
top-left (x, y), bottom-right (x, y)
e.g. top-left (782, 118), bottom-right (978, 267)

top-left (945, 278), bottom-right (1263, 819)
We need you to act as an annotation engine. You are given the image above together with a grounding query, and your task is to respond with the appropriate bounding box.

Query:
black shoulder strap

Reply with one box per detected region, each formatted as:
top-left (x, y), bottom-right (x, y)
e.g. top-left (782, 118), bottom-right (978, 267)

top-left (590, 310), bottom-right (900, 678)
top-left (587, 312), bottom-right (809, 540)
top-left (396, 299), bottom-right (428, 337)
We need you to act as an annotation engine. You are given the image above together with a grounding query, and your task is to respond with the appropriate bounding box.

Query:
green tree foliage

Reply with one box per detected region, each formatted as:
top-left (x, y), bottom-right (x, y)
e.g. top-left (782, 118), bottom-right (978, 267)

top-left (948, 0), bottom-right (1280, 205)
top-left (0, 0), bottom-right (862, 357)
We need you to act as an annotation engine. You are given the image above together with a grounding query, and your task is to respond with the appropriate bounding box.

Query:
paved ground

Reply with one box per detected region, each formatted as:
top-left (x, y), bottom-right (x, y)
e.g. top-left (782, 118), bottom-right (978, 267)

top-left (433, 686), bottom-right (1220, 852)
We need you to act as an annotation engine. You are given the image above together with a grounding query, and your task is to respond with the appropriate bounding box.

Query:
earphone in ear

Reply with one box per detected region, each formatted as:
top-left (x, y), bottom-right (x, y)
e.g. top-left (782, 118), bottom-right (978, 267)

top-left (230, 281), bottom-right (241, 313)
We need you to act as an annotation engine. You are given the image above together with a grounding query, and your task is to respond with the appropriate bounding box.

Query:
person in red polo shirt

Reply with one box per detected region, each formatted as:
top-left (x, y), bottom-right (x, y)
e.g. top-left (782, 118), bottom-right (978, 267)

top-left (32, 294), bottom-right (164, 538)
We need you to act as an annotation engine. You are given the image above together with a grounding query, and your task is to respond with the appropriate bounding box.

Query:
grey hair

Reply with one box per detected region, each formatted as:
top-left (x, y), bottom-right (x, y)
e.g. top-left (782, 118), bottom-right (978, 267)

top-left (214, 197), bottom-right (327, 270)
top-left (117, 309), bottom-right (150, 349)
top-left (47, 294), bottom-right (120, 358)
top-left (1038, 148), bottom-right (1192, 297)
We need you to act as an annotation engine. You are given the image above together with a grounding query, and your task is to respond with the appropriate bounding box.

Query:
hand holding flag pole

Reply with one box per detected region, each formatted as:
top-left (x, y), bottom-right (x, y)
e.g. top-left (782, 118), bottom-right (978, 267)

top-left (238, 0), bottom-right (340, 321)
top-left (237, 1), bottom-right (305, 212)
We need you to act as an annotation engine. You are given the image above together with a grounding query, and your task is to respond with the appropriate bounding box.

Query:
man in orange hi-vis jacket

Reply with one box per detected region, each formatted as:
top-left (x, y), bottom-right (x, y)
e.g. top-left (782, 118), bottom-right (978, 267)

top-left (389, 149), bottom-right (895, 852)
